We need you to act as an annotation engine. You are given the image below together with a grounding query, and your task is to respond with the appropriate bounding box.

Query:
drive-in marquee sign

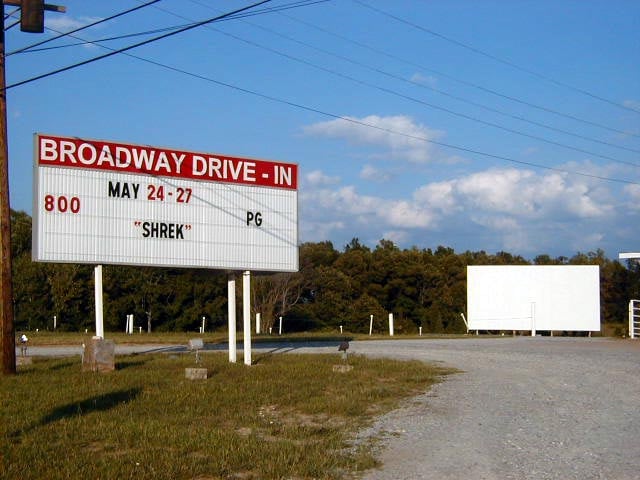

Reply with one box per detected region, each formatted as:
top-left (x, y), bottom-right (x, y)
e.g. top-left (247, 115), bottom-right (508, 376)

top-left (32, 134), bottom-right (299, 272)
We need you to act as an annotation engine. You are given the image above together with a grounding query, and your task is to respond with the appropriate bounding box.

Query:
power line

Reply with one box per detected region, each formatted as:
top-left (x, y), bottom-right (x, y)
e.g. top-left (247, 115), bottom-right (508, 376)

top-left (5, 0), bottom-right (274, 90)
top-left (353, 0), bottom-right (640, 116)
top-left (11, 0), bottom-right (327, 54)
top-left (218, 0), bottom-right (329, 20)
top-left (13, 0), bottom-right (636, 156)
top-left (7, 0), bottom-right (162, 57)
top-left (3, 19), bottom-right (19, 31)
top-left (148, 4), bottom-right (639, 169)
top-left (4, 8), bottom-right (19, 21)
top-left (141, 0), bottom-right (328, 26)
top-left (16, 24), bottom-right (637, 186)
top-left (13, 24), bottom-right (191, 53)
top-left (280, 10), bottom-right (640, 140)
top-left (6, 3), bottom-right (638, 184)
top-left (229, 11), bottom-right (640, 157)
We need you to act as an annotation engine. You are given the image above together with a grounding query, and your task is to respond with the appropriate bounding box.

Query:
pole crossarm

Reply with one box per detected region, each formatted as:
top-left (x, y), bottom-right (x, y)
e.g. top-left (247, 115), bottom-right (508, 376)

top-left (4, 1), bottom-right (65, 13)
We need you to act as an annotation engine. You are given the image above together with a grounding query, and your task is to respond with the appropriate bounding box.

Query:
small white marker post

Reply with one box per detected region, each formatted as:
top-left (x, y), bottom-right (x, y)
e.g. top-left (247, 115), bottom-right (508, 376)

top-left (388, 313), bottom-right (394, 336)
top-left (53, 315), bottom-right (57, 330)
top-left (201, 316), bottom-right (206, 334)
top-left (278, 316), bottom-right (283, 335)
top-left (369, 314), bottom-right (373, 336)
top-left (256, 313), bottom-right (261, 335)
top-left (228, 274), bottom-right (237, 363)
top-left (530, 302), bottom-right (536, 337)
top-left (460, 312), bottom-right (469, 334)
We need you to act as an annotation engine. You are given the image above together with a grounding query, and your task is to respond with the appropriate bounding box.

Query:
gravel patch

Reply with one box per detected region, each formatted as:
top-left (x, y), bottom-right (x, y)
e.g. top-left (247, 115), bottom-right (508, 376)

top-left (349, 337), bottom-right (640, 480)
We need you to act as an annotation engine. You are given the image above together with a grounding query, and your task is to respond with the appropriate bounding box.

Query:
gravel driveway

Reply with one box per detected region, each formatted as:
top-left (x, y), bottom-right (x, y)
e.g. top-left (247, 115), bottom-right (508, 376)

top-left (22, 337), bottom-right (640, 479)
top-left (349, 337), bottom-right (640, 480)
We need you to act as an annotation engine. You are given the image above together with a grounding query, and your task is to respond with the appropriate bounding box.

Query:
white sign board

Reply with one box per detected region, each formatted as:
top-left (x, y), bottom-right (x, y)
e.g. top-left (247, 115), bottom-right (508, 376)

top-left (32, 134), bottom-right (298, 272)
top-left (467, 265), bottom-right (600, 332)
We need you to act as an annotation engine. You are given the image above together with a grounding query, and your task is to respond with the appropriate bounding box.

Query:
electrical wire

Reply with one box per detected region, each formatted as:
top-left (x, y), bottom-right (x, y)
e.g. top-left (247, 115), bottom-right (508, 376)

top-left (7, 0), bottom-right (162, 57)
top-left (217, 0), bottom-right (329, 20)
top-left (13, 24), bottom-right (192, 54)
top-left (4, 8), bottom-right (19, 21)
top-left (5, 0), bottom-right (274, 90)
top-left (280, 10), bottom-right (640, 140)
top-left (13, 0), bottom-right (634, 150)
top-left (146, 0), bottom-right (328, 25)
top-left (4, 19), bottom-right (19, 31)
top-left (226, 11), bottom-right (640, 157)
top-left (12, 0), bottom-right (327, 54)
top-left (13, 24), bottom-right (638, 186)
top-left (147, 4), bottom-right (640, 169)
top-left (353, 0), bottom-right (640, 116)
top-left (6, 2), bottom-right (637, 185)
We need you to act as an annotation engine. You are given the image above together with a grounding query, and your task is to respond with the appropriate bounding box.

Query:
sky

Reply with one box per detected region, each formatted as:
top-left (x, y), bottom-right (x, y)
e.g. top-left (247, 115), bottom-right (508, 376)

top-left (4, 0), bottom-right (640, 260)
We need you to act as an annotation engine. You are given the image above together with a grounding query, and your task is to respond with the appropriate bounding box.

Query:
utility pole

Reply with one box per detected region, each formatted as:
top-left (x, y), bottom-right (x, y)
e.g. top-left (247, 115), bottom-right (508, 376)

top-left (1, 0), bottom-right (64, 375)
top-left (0, 0), bottom-right (13, 375)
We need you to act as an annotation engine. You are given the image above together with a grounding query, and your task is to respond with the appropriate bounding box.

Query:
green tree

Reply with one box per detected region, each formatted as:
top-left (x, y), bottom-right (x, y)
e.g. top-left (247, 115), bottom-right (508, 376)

top-left (44, 263), bottom-right (92, 331)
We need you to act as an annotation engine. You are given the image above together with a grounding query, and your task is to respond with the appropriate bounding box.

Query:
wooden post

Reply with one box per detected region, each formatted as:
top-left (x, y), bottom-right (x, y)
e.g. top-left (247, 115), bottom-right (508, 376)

top-left (0, 4), bottom-right (15, 374)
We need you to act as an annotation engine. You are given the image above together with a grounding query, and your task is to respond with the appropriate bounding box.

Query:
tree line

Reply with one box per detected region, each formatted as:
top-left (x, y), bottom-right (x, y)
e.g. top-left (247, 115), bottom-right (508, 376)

top-left (11, 210), bottom-right (640, 335)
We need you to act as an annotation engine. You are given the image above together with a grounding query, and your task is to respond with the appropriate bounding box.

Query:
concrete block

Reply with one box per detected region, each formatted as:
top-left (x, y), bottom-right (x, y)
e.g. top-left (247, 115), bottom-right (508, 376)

top-left (332, 364), bottom-right (353, 373)
top-left (82, 337), bottom-right (115, 373)
top-left (185, 367), bottom-right (208, 380)
top-left (16, 356), bottom-right (33, 366)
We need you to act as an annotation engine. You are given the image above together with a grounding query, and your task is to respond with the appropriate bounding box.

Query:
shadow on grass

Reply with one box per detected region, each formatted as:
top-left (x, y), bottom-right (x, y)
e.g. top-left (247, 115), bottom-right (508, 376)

top-left (250, 338), bottom-right (353, 365)
top-left (10, 388), bottom-right (141, 438)
top-left (47, 359), bottom-right (79, 371)
top-left (252, 347), bottom-right (297, 365)
top-left (116, 358), bottom-right (148, 370)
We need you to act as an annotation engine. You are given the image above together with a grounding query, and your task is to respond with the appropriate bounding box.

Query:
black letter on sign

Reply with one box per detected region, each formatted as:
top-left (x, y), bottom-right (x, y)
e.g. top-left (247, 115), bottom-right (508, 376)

top-left (246, 211), bottom-right (263, 227)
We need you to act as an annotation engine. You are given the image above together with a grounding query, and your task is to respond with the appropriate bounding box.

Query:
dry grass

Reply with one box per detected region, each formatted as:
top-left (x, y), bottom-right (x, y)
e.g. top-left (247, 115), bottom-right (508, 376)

top-left (1, 351), bottom-right (452, 479)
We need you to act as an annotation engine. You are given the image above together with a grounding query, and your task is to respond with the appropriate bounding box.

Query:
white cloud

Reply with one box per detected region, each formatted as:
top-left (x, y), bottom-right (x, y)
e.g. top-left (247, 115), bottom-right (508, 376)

top-left (456, 169), bottom-right (539, 215)
top-left (413, 180), bottom-right (458, 213)
top-left (300, 220), bottom-right (345, 243)
top-left (304, 170), bottom-right (340, 187)
top-left (382, 200), bottom-right (434, 228)
top-left (303, 115), bottom-right (444, 164)
top-left (624, 184), bottom-right (640, 210)
top-left (451, 168), bottom-right (612, 219)
top-left (299, 165), bottom-right (626, 255)
top-left (359, 164), bottom-right (392, 182)
top-left (410, 73), bottom-right (438, 88)
top-left (47, 16), bottom-right (101, 32)
top-left (623, 99), bottom-right (640, 111)
top-left (301, 183), bottom-right (436, 236)
top-left (381, 230), bottom-right (410, 245)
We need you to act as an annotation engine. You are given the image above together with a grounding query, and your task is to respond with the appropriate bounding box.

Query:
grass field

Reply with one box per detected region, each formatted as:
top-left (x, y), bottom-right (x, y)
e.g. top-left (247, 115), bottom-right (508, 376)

top-left (14, 330), bottom-right (477, 347)
top-left (1, 351), bottom-right (453, 479)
